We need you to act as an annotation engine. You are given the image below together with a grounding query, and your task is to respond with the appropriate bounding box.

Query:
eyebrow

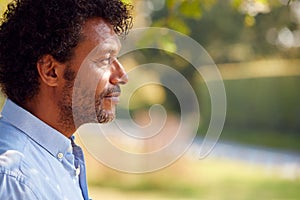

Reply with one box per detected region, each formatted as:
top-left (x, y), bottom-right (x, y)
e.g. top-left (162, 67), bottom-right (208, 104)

top-left (97, 40), bottom-right (121, 55)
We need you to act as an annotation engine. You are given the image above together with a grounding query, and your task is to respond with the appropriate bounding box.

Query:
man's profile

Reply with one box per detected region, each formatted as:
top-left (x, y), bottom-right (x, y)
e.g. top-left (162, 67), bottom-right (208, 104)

top-left (0, 0), bottom-right (132, 199)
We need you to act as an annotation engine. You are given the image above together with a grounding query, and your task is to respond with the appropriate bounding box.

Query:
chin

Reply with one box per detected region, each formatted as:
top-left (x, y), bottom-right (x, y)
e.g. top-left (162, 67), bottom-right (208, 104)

top-left (96, 109), bottom-right (115, 124)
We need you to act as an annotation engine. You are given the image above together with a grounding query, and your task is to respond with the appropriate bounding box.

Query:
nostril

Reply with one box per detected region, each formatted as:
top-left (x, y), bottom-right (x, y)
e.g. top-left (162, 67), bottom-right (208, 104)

top-left (119, 73), bottom-right (128, 85)
top-left (109, 71), bottom-right (128, 85)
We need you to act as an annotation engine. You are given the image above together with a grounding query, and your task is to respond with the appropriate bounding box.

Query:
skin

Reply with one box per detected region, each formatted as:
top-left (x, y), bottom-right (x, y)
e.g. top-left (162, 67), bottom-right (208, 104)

top-left (24, 18), bottom-right (128, 138)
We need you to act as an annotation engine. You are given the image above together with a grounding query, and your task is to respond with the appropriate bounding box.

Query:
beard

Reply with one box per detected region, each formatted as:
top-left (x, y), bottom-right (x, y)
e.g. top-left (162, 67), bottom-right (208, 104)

top-left (58, 67), bottom-right (120, 132)
top-left (94, 85), bottom-right (121, 124)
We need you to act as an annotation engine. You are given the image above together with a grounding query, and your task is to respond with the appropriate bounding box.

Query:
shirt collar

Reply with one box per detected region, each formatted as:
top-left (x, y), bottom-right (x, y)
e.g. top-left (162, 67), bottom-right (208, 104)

top-left (1, 99), bottom-right (71, 159)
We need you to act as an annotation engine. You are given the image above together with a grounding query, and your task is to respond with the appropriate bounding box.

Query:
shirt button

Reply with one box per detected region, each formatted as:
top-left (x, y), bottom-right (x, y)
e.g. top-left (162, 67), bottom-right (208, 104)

top-left (67, 146), bottom-right (72, 153)
top-left (75, 166), bottom-right (81, 176)
top-left (57, 152), bottom-right (64, 160)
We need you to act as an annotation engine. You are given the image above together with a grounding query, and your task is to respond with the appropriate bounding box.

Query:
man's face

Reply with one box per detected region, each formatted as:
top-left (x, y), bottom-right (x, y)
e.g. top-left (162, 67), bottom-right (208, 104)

top-left (58, 18), bottom-right (128, 130)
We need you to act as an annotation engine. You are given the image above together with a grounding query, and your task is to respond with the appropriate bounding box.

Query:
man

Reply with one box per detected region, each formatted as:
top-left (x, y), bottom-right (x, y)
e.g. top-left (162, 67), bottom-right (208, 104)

top-left (0, 0), bottom-right (132, 199)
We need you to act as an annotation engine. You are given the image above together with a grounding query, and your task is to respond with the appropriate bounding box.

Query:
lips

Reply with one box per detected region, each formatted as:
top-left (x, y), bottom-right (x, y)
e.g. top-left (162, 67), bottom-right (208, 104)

top-left (104, 92), bottom-right (120, 103)
top-left (104, 92), bottom-right (120, 98)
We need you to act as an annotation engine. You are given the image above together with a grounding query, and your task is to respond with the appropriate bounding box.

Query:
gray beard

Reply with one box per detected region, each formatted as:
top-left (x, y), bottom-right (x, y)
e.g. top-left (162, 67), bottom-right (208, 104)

top-left (58, 86), bottom-right (115, 132)
top-left (57, 67), bottom-right (118, 132)
top-left (96, 108), bottom-right (114, 124)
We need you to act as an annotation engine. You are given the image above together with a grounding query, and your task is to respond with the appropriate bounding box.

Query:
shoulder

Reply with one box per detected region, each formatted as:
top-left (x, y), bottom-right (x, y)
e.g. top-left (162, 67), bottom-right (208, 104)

top-left (0, 125), bottom-right (40, 200)
top-left (0, 118), bottom-right (28, 173)
top-left (0, 171), bottom-right (39, 200)
top-left (0, 118), bottom-right (28, 154)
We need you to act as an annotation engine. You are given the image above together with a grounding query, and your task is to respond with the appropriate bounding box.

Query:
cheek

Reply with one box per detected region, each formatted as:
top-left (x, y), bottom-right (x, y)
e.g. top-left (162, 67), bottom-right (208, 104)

top-left (95, 70), bottom-right (111, 96)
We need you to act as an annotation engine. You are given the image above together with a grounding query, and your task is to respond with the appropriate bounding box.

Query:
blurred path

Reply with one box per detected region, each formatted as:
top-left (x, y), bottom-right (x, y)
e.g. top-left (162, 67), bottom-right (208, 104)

top-left (190, 138), bottom-right (300, 179)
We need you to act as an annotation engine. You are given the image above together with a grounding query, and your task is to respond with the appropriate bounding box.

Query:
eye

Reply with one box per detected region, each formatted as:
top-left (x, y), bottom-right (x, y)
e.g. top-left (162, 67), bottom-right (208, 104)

top-left (101, 57), bottom-right (112, 65)
top-left (93, 57), bottom-right (114, 67)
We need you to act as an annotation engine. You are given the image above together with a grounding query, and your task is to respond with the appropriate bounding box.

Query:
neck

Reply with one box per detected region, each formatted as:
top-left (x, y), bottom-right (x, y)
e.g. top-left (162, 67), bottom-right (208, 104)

top-left (23, 92), bottom-right (75, 138)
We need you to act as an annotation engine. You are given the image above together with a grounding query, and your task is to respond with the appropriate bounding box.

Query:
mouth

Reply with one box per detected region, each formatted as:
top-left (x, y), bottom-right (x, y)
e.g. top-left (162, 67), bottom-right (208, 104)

top-left (103, 92), bottom-right (121, 103)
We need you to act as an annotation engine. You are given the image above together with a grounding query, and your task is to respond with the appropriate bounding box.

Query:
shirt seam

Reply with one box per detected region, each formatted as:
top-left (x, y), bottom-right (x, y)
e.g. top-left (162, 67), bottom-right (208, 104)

top-left (0, 170), bottom-right (39, 200)
top-left (18, 134), bottom-right (29, 170)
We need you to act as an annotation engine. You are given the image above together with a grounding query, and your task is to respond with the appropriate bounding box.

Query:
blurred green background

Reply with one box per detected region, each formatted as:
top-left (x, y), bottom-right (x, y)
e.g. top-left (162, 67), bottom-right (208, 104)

top-left (1, 0), bottom-right (300, 199)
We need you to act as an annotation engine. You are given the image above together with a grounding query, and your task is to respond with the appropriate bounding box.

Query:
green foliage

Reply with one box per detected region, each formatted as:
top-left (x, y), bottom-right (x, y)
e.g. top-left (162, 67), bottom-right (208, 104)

top-left (166, 0), bottom-right (176, 10)
top-left (195, 73), bottom-right (300, 152)
top-left (179, 0), bottom-right (202, 19)
top-left (152, 0), bottom-right (290, 34)
top-left (167, 16), bottom-right (191, 35)
top-left (153, 17), bottom-right (190, 35)
top-left (224, 76), bottom-right (300, 132)
top-left (150, 0), bottom-right (299, 63)
top-left (152, 0), bottom-right (217, 34)
top-left (121, 0), bottom-right (132, 4)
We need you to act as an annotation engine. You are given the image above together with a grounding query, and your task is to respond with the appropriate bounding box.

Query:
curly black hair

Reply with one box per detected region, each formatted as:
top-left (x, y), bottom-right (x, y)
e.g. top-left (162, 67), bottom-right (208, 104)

top-left (0, 0), bottom-right (133, 105)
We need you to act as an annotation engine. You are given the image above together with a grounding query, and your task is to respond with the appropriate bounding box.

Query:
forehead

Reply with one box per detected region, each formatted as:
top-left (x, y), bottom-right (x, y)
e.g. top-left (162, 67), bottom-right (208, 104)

top-left (81, 18), bottom-right (121, 53)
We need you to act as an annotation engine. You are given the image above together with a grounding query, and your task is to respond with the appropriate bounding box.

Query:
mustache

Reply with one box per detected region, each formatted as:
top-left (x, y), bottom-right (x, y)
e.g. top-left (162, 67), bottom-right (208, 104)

top-left (100, 85), bottom-right (121, 98)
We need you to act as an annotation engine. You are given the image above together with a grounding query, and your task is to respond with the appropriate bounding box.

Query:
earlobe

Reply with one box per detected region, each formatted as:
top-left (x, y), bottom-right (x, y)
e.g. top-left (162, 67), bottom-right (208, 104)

top-left (37, 55), bottom-right (60, 87)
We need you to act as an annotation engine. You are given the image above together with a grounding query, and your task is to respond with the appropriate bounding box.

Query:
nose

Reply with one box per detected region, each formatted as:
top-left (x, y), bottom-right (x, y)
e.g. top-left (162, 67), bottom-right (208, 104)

top-left (109, 59), bottom-right (128, 85)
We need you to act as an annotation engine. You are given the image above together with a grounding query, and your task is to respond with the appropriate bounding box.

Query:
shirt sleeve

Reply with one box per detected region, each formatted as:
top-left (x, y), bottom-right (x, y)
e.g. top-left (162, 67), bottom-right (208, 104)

top-left (0, 172), bottom-right (39, 200)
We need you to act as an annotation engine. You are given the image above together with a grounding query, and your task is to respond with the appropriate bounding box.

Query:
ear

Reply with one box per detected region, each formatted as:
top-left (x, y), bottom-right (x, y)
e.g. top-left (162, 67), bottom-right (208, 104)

top-left (37, 55), bottom-right (63, 87)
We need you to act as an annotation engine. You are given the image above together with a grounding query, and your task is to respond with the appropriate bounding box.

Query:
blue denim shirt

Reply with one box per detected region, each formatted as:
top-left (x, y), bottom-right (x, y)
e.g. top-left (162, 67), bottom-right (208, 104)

top-left (0, 99), bottom-right (90, 200)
